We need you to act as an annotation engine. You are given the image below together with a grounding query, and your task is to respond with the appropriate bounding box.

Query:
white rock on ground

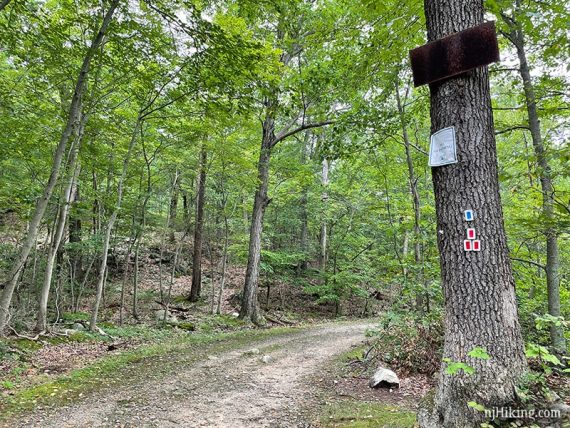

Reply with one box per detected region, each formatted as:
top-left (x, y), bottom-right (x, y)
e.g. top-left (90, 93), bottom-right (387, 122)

top-left (369, 367), bottom-right (400, 389)
top-left (243, 348), bottom-right (260, 356)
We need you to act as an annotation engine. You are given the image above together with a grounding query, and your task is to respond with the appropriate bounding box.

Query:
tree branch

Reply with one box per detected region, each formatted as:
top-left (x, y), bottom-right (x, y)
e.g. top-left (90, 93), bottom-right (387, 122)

top-left (495, 125), bottom-right (530, 136)
top-left (511, 257), bottom-right (546, 271)
top-left (273, 120), bottom-right (334, 147)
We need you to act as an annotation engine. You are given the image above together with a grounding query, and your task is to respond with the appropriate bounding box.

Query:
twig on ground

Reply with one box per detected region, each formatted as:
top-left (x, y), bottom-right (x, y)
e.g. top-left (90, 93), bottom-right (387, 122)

top-left (8, 326), bottom-right (40, 341)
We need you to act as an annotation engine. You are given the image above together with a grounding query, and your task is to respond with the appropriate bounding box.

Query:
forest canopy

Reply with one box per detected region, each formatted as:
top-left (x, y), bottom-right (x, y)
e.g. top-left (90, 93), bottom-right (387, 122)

top-left (0, 0), bottom-right (568, 426)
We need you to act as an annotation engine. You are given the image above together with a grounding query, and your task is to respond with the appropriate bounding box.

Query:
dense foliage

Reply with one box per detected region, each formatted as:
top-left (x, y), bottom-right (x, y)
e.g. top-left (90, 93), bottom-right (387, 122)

top-left (0, 0), bottom-right (567, 370)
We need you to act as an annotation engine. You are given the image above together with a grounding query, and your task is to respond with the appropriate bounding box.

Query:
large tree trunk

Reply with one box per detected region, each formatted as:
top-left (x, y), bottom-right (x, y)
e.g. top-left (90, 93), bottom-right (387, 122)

top-left (418, 1), bottom-right (527, 427)
top-left (239, 109), bottom-right (275, 324)
top-left (0, 0), bottom-right (119, 334)
top-left (189, 146), bottom-right (208, 302)
top-left (506, 16), bottom-right (566, 354)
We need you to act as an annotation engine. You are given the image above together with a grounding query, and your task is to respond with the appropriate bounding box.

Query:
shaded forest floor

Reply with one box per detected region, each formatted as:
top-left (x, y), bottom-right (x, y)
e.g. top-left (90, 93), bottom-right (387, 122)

top-left (1, 253), bottom-right (383, 398)
top-left (1, 255), bottom-right (397, 427)
top-left (1, 321), bottom-right (423, 428)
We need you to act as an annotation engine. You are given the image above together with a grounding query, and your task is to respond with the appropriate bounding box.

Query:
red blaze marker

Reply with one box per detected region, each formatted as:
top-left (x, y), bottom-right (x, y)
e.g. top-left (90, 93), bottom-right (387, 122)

top-left (473, 240), bottom-right (481, 251)
top-left (467, 228), bottom-right (476, 239)
top-left (464, 240), bottom-right (472, 251)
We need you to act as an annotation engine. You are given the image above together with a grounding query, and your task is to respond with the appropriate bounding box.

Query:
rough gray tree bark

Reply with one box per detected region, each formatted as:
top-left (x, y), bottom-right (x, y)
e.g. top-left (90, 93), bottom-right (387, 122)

top-left (418, 1), bottom-right (527, 426)
top-left (189, 145), bottom-right (208, 302)
top-left (0, 0), bottom-right (120, 334)
top-left (502, 7), bottom-right (566, 354)
top-left (239, 94), bottom-right (333, 324)
top-left (239, 103), bottom-right (275, 324)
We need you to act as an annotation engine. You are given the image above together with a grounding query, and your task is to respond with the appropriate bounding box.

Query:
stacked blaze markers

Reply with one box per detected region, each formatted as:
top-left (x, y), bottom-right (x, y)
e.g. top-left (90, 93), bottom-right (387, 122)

top-left (463, 210), bottom-right (481, 252)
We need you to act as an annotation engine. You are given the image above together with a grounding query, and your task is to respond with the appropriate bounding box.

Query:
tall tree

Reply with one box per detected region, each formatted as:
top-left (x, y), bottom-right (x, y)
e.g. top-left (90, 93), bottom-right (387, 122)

top-left (189, 144), bottom-right (208, 302)
top-left (499, 0), bottom-right (566, 354)
top-left (36, 115), bottom-right (84, 332)
top-left (0, 0), bottom-right (120, 334)
top-left (239, 3), bottom-right (334, 323)
top-left (418, 1), bottom-right (527, 426)
top-left (395, 79), bottom-right (426, 312)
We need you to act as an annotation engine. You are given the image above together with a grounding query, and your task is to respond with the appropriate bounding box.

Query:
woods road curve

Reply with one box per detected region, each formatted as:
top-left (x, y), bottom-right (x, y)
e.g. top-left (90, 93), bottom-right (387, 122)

top-left (12, 321), bottom-right (373, 428)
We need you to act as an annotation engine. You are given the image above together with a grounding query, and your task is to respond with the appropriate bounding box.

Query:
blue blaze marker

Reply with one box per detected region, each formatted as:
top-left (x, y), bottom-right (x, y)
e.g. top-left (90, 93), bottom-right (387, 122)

top-left (465, 210), bottom-right (474, 221)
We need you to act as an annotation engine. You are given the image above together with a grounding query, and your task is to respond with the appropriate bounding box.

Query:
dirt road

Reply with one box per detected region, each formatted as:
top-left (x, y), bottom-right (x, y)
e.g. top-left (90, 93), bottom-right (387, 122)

top-left (14, 321), bottom-right (372, 427)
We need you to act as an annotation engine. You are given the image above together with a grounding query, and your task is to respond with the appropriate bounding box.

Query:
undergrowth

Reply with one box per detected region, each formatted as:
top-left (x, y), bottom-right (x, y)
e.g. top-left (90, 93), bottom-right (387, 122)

top-left (366, 310), bottom-right (443, 376)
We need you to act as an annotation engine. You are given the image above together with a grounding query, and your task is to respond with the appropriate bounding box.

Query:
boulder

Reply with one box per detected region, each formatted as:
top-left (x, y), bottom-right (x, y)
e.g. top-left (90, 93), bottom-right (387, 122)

top-left (369, 367), bottom-right (400, 389)
top-left (155, 309), bottom-right (178, 324)
top-left (260, 355), bottom-right (273, 364)
top-left (72, 322), bottom-right (85, 331)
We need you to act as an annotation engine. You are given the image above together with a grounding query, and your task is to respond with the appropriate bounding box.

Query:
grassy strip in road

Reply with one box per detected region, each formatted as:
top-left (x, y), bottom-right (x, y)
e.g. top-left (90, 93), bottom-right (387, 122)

top-left (0, 325), bottom-right (298, 422)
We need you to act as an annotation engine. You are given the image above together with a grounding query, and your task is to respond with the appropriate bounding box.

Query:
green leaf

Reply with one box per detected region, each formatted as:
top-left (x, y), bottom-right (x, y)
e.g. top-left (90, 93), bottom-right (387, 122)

top-left (444, 360), bottom-right (475, 376)
top-left (468, 347), bottom-right (491, 360)
top-left (467, 401), bottom-right (486, 412)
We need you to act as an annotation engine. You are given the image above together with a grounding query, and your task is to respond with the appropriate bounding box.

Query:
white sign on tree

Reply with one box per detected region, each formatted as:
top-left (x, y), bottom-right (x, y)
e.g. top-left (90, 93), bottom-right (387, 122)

top-left (429, 126), bottom-right (457, 167)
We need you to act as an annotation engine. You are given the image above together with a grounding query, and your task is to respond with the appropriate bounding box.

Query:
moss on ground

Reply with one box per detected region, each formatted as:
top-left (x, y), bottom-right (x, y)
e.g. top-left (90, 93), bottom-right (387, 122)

top-left (319, 402), bottom-right (416, 428)
top-left (197, 314), bottom-right (248, 332)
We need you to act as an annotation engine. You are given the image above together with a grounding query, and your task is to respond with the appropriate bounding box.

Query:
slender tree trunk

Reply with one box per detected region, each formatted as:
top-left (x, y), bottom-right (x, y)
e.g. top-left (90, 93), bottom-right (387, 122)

top-left (0, 0), bottom-right (119, 334)
top-left (36, 122), bottom-right (83, 332)
top-left (418, 1), bottom-right (527, 426)
top-left (239, 108), bottom-right (275, 324)
top-left (92, 171), bottom-right (101, 234)
top-left (69, 185), bottom-right (82, 245)
top-left (189, 146), bottom-right (207, 302)
top-left (506, 17), bottom-right (566, 354)
top-left (69, 182), bottom-right (82, 285)
top-left (216, 214), bottom-right (229, 315)
top-left (319, 158), bottom-right (329, 275)
top-left (119, 250), bottom-right (131, 326)
top-left (402, 230), bottom-right (410, 277)
top-left (396, 81), bottom-right (425, 312)
top-left (298, 131), bottom-right (311, 272)
top-left (75, 256), bottom-right (94, 312)
top-left (90, 116), bottom-right (140, 331)
top-left (169, 170), bottom-right (179, 243)
top-left (158, 171), bottom-right (178, 303)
